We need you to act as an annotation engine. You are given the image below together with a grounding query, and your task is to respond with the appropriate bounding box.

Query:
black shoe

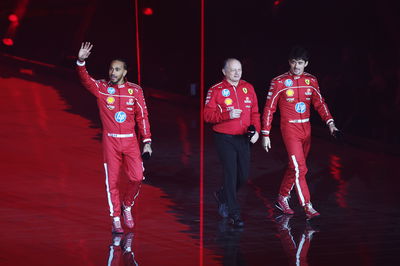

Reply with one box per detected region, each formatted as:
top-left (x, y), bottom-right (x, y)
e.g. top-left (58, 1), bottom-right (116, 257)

top-left (229, 215), bottom-right (244, 227)
top-left (213, 191), bottom-right (228, 218)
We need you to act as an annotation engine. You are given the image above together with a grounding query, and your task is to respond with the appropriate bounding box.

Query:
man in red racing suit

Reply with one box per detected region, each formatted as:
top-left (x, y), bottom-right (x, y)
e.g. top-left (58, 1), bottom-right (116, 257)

top-left (261, 46), bottom-right (338, 219)
top-left (76, 42), bottom-right (152, 233)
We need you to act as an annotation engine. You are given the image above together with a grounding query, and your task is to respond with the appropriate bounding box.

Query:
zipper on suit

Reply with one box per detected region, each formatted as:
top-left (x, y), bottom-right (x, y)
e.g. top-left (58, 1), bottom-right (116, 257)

top-left (296, 77), bottom-right (306, 132)
top-left (232, 85), bottom-right (243, 127)
top-left (118, 87), bottom-right (122, 135)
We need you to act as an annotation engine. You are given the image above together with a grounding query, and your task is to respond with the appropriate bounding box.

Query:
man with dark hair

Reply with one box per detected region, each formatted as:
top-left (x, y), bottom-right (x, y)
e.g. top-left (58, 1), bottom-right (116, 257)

top-left (261, 46), bottom-right (338, 219)
top-left (204, 58), bottom-right (261, 227)
top-left (288, 46), bottom-right (310, 62)
top-left (76, 42), bottom-right (152, 233)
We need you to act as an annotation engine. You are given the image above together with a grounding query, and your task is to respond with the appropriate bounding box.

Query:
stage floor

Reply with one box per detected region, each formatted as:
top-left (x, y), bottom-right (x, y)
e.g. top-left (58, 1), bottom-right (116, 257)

top-left (1, 61), bottom-right (399, 266)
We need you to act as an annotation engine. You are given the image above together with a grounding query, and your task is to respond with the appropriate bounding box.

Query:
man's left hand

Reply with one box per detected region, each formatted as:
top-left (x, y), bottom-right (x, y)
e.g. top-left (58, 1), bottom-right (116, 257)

top-left (143, 143), bottom-right (152, 156)
top-left (328, 122), bottom-right (339, 135)
top-left (250, 131), bottom-right (259, 144)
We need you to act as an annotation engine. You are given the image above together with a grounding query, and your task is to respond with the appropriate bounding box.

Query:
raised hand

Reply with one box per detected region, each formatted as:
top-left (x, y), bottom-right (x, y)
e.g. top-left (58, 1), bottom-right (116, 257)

top-left (78, 42), bottom-right (93, 61)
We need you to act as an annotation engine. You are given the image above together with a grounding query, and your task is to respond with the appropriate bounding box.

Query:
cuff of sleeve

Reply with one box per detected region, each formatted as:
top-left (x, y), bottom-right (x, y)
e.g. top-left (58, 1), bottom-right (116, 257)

top-left (221, 111), bottom-right (230, 120)
top-left (143, 139), bottom-right (152, 144)
top-left (326, 119), bottom-right (334, 125)
top-left (76, 60), bottom-right (85, 66)
top-left (261, 130), bottom-right (270, 136)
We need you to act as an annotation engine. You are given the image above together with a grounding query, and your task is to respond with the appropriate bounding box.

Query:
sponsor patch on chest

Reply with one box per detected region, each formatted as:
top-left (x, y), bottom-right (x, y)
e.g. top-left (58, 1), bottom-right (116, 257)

top-left (224, 98), bottom-right (233, 105)
top-left (107, 87), bottom-right (115, 94)
top-left (115, 111), bottom-right (127, 123)
top-left (286, 98), bottom-right (295, 102)
top-left (126, 98), bottom-right (135, 105)
top-left (286, 89), bottom-right (294, 97)
top-left (284, 79), bottom-right (293, 87)
top-left (295, 102), bottom-right (306, 113)
top-left (222, 89), bottom-right (230, 97)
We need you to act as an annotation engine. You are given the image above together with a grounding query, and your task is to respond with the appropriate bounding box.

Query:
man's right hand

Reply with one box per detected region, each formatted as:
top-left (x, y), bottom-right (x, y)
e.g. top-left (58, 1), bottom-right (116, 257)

top-left (229, 109), bottom-right (242, 119)
top-left (78, 42), bottom-right (93, 62)
top-left (262, 136), bottom-right (271, 152)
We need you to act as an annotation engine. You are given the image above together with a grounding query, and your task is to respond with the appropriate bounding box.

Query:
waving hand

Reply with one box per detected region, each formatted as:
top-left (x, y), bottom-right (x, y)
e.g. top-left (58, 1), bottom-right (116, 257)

top-left (78, 42), bottom-right (93, 61)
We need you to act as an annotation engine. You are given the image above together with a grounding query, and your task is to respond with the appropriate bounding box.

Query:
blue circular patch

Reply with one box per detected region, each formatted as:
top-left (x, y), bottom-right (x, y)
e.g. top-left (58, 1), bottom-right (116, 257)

top-left (284, 79), bottom-right (293, 87)
top-left (115, 111), bottom-right (127, 123)
top-left (222, 89), bottom-right (230, 97)
top-left (107, 87), bottom-right (115, 94)
top-left (295, 102), bottom-right (306, 113)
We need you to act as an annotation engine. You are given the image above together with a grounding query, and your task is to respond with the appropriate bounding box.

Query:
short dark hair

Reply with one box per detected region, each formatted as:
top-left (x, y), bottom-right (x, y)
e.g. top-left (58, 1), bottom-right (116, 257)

top-left (288, 46), bottom-right (310, 61)
top-left (111, 58), bottom-right (128, 70)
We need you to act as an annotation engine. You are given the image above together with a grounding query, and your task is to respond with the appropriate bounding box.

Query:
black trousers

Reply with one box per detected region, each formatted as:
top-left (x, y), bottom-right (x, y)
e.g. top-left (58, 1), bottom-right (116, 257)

top-left (214, 132), bottom-right (250, 217)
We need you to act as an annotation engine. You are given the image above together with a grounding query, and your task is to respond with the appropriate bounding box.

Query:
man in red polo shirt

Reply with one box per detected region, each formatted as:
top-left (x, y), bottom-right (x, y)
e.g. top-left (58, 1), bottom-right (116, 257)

top-left (205, 58), bottom-right (261, 227)
top-left (77, 42), bottom-right (152, 233)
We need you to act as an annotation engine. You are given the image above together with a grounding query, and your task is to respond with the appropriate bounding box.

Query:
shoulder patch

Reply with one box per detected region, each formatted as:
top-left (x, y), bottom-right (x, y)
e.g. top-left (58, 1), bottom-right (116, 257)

top-left (211, 82), bottom-right (223, 89)
top-left (304, 72), bottom-right (317, 79)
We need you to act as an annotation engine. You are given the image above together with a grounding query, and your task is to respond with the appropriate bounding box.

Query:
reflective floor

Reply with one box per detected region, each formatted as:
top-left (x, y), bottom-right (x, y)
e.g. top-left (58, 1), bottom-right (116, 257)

top-left (1, 58), bottom-right (400, 266)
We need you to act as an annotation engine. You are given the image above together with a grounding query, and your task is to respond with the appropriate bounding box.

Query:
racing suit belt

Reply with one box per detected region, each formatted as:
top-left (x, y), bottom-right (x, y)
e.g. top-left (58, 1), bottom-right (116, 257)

top-left (288, 118), bottom-right (309, 123)
top-left (107, 133), bottom-right (134, 138)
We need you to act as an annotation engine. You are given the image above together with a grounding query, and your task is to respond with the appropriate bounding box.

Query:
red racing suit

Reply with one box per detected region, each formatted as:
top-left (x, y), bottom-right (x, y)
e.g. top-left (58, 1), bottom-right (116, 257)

top-left (77, 61), bottom-right (151, 217)
top-left (262, 72), bottom-right (333, 206)
top-left (204, 79), bottom-right (261, 133)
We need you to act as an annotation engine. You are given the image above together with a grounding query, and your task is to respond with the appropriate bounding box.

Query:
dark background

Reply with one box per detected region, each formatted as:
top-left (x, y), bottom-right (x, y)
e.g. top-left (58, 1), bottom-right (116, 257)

top-left (1, 0), bottom-right (399, 150)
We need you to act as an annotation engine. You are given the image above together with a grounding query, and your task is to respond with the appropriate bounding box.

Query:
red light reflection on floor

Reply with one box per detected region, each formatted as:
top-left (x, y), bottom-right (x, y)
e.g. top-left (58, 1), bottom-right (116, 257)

top-left (248, 180), bottom-right (275, 220)
top-left (177, 116), bottom-right (192, 166)
top-left (329, 154), bottom-right (348, 208)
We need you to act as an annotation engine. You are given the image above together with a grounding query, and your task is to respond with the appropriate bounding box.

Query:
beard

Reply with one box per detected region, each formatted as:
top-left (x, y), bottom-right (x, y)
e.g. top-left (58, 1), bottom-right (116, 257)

top-left (110, 75), bottom-right (124, 84)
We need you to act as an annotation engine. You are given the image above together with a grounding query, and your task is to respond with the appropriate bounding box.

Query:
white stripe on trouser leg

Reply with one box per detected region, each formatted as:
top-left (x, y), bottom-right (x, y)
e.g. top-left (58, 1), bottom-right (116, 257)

top-left (296, 234), bottom-right (306, 266)
top-left (142, 162), bottom-right (145, 180)
top-left (289, 183), bottom-right (295, 194)
top-left (107, 246), bottom-right (114, 266)
top-left (291, 155), bottom-right (305, 206)
top-left (128, 184), bottom-right (141, 208)
top-left (130, 192), bottom-right (140, 208)
top-left (104, 163), bottom-right (114, 217)
top-left (289, 230), bottom-right (296, 249)
top-left (129, 164), bottom-right (144, 206)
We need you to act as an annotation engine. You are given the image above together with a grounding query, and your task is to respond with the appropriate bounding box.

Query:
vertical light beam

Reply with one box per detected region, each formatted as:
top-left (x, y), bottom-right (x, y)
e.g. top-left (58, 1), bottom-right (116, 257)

top-left (134, 0), bottom-right (141, 85)
top-left (199, 0), bottom-right (205, 264)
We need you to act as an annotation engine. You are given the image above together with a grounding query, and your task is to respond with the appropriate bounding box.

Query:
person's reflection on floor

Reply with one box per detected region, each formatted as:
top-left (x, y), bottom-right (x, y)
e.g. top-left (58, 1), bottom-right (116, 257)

top-left (275, 215), bottom-right (318, 266)
top-left (216, 218), bottom-right (246, 266)
top-left (108, 233), bottom-right (138, 266)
